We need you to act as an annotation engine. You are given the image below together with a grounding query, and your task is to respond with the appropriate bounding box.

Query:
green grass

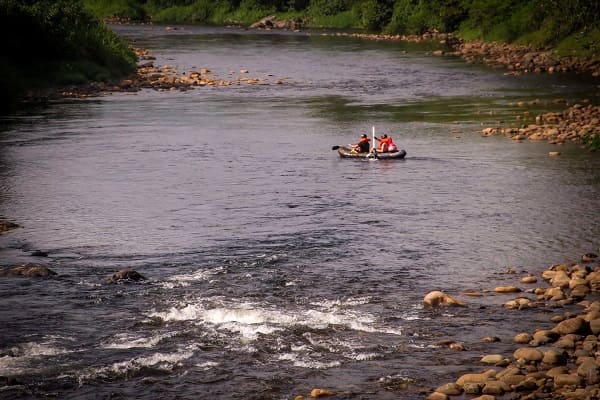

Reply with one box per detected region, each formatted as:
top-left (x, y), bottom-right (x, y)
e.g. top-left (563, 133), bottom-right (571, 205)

top-left (306, 10), bottom-right (358, 29)
top-left (83, 0), bottom-right (145, 20)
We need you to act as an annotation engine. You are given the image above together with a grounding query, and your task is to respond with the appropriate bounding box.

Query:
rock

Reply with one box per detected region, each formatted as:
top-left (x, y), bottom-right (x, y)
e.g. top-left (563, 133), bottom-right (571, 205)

top-left (423, 291), bottom-right (466, 307)
top-left (480, 354), bottom-right (505, 365)
top-left (249, 15), bottom-right (276, 29)
top-left (30, 250), bottom-right (48, 257)
top-left (472, 396), bottom-right (495, 400)
top-left (520, 275), bottom-right (537, 284)
top-left (542, 348), bottom-right (568, 366)
top-left (552, 317), bottom-right (589, 335)
top-left (0, 220), bottom-right (20, 233)
top-left (514, 333), bottom-right (533, 344)
top-left (577, 359), bottom-right (600, 384)
top-left (310, 388), bottom-right (335, 398)
top-left (482, 380), bottom-right (510, 395)
top-left (570, 284), bottom-right (590, 299)
top-left (546, 366), bottom-right (570, 377)
top-left (482, 336), bottom-right (501, 343)
top-left (590, 319), bottom-right (600, 335)
top-left (514, 376), bottom-right (541, 391)
top-left (1, 265), bottom-right (57, 277)
top-left (108, 269), bottom-right (146, 283)
top-left (435, 382), bottom-right (462, 395)
top-left (553, 373), bottom-right (582, 387)
top-left (503, 297), bottom-right (532, 310)
top-left (494, 285), bottom-right (521, 293)
top-left (513, 347), bottom-right (543, 363)
top-left (549, 151), bottom-right (561, 156)
top-left (582, 253), bottom-right (598, 262)
top-left (426, 392), bottom-right (448, 400)
top-left (551, 270), bottom-right (571, 288)
top-left (456, 370), bottom-right (496, 386)
top-left (532, 329), bottom-right (560, 345)
top-left (462, 382), bottom-right (482, 394)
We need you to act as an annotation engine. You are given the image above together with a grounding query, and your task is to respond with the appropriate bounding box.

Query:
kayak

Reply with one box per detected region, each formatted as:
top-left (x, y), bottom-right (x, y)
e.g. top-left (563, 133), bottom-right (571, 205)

top-left (336, 146), bottom-right (407, 160)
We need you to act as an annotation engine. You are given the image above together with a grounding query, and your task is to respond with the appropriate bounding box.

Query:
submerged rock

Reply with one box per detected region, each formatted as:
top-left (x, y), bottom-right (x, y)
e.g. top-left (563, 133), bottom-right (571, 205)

top-left (0, 265), bottom-right (57, 277)
top-left (108, 269), bottom-right (146, 283)
top-left (0, 220), bottom-right (20, 233)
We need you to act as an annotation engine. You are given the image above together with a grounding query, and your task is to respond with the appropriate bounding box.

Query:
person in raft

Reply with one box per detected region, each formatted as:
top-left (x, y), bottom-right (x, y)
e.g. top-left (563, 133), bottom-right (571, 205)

top-left (351, 134), bottom-right (371, 153)
top-left (374, 134), bottom-right (398, 152)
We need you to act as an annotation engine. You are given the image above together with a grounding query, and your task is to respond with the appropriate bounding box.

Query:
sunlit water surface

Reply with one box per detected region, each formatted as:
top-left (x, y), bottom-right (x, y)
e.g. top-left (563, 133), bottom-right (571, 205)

top-left (0, 25), bottom-right (599, 399)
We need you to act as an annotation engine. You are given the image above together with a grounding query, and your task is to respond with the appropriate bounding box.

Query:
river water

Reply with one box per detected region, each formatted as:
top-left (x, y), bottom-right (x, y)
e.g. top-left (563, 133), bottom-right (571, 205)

top-left (1, 25), bottom-right (599, 399)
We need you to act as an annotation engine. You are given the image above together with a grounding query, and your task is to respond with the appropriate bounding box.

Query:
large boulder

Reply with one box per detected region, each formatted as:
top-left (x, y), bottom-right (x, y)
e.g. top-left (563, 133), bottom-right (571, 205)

top-left (0, 265), bottom-right (57, 277)
top-left (423, 291), bottom-right (466, 307)
top-left (108, 269), bottom-right (146, 283)
top-left (552, 317), bottom-right (589, 336)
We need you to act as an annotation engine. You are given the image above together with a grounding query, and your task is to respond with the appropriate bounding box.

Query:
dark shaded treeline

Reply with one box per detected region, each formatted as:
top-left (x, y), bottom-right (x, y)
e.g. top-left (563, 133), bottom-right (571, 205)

top-left (0, 0), bottom-right (135, 111)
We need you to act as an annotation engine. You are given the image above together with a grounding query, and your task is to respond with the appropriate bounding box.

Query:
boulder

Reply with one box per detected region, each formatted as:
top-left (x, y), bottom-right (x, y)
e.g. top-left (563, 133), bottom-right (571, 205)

top-left (0, 220), bottom-right (20, 233)
top-left (577, 359), bottom-right (600, 384)
top-left (546, 366), bottom-right (570, 377)
top-left (1, 265), bottom-right (57, 277)
top-left (551, 270), bottom-right (571, 288)
top-left (542, 348), bottom-right (568, 366)
top-left (480, 355), bottom-right (505, 365)
top-left (553, 374), bottom-right (582, 387)
top-left (590, 318), bottom-right (600, 335)
top-left (434, 382), bottom-right (462, 395)
top-left (552, 317), bottom-right (589, 336)
top-left (520, 275), bottom-right (537, 284)
top-left (494, 285), bottom-right (521, 293)
top-left (108, 269), bottom-right (146, 283)
top-left (426, 392), bottom-right (448, 400)
top-left (456, 370), bottom-right (496, 386)
top-left (423, 291), bottom-right (466, 307)
top-left (514, 333), bottom-right (533, 344)
top-left (482, 380), bottom-right (510, 395)
top-left (513, 347), bottom-right (543, 363)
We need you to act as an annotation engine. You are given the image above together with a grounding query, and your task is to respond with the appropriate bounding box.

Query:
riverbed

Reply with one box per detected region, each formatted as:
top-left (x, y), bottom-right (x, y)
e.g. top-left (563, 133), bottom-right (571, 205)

top-left (0, 24), bottom-right (599, 399)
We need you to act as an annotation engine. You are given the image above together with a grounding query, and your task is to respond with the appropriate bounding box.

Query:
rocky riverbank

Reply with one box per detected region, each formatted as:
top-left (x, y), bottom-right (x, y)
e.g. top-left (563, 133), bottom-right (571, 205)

top-left (425, 252), bottom-right (600, 400)
top-left (481, 103), bottom-right (600, 151)
top-left (24, 46), bottom-right (290, 102)
top-left (322, 31), bottom-right (600, 77)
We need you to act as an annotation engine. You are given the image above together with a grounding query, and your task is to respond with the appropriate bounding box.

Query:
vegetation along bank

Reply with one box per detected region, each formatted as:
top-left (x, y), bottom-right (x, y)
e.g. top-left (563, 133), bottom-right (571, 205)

top-left (0, 0), bottom-right (136, 111)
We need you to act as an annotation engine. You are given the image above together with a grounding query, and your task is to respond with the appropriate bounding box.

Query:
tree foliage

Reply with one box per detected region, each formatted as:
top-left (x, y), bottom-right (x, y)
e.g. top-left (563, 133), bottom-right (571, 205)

top-left (1, 0), bottom-right (136, 109)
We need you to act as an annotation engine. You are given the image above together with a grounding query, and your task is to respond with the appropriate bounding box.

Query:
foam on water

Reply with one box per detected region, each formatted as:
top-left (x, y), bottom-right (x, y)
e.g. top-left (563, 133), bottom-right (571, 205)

top-left (149, 297), bottom-right (403, 340)
top-left (0, 341), bottom-right (72, 375)
top-left (77, 350), bottom-right (194, 384)
top-left (160, 266), bottom-right (225, 288)
top-left (100, 332), bottom-right (176, 349)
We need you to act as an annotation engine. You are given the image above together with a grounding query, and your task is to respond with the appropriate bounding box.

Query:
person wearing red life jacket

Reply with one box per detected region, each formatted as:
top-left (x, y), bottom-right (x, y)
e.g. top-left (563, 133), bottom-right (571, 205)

top-left (375, 134), bottom-right (395, 152)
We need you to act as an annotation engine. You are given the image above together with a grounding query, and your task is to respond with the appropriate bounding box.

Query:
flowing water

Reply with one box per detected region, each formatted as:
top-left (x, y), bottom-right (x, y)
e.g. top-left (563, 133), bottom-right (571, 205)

top-left (1, 25), bottom-right (599, 399)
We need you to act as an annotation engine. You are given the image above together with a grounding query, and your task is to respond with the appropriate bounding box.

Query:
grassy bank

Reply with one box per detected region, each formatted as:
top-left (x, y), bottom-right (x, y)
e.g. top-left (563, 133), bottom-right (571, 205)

top-left (81, 0), bottom-right (599, 61)
top-left (0, 0), bottom-right (136, 111)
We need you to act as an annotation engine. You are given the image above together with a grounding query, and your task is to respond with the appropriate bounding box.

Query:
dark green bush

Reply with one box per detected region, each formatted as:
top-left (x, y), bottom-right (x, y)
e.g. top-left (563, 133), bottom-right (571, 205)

top-left (0, 0), bottom-right (136, 109)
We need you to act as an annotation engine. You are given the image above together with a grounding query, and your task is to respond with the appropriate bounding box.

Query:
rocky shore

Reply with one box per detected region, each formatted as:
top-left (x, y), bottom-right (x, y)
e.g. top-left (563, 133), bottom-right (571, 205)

top-left (425, 252), bottom-right (600, 400)
top-left (24, 46), bottom-right (290, 102)
top-left (322, 31), bottom-right (600, 77)
top-left (481, 103), bottom-right (600, 151)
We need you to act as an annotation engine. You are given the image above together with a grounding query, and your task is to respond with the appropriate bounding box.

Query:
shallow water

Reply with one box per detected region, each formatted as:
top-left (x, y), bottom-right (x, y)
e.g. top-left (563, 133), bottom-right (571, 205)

top-left (0, 25), bottom-right (599, 399)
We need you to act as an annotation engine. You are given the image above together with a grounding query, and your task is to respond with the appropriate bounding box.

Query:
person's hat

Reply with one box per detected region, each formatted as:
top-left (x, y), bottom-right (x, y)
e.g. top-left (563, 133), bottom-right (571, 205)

top-left (383, 134), bottom-right (388, 138)
top-left (361, 134), bottom-right (367, 138)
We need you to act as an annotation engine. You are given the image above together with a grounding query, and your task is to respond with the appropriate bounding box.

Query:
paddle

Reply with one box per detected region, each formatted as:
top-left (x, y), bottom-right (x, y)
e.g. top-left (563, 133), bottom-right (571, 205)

top-left (331, 145), bottom-right (340, 150)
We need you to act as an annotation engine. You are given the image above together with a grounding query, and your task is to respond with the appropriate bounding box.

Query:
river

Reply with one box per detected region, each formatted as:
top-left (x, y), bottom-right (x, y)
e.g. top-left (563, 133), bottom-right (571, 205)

top-left (0, 24), bottom-right (599, 399)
